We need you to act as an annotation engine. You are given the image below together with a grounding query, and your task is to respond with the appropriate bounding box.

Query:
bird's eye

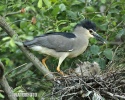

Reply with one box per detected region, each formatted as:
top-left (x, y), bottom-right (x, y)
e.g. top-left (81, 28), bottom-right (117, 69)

top-left (89, 29), bottom-right (93, 33)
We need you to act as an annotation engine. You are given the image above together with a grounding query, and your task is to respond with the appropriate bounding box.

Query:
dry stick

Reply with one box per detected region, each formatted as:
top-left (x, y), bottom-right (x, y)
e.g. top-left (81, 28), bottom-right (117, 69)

top-left (0, 16), bottom-right (54, 80)
top-left (0, 61), bottom-right (17, 100)
top-left (7, 63), bottom-right (27, 75)
top-left (102, 90), bottom-right (125, 99)
top-left (11, 63), bottom-right (33, 77)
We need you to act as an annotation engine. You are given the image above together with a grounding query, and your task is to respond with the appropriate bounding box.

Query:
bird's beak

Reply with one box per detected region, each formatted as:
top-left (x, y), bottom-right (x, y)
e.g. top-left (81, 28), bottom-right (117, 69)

top-left (92, 31), bottom-right (106, 44)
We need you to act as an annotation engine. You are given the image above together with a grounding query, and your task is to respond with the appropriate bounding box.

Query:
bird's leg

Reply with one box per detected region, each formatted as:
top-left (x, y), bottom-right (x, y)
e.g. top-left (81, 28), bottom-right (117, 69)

top-left (42, 56), bottom-right (49, 70)
top-left (57, 54), bottom-right (68, 76)
top-left (57, 65), bottom-right (64, 76)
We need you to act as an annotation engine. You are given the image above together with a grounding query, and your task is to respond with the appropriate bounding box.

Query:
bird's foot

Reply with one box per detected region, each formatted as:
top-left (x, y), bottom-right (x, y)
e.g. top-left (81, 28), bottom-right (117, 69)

top-left (42, 57), bottom-right (49, 70)
top-left (58, 70), bottom-right (65, 76)
top-left (57, 66), bottom-right (67, 76)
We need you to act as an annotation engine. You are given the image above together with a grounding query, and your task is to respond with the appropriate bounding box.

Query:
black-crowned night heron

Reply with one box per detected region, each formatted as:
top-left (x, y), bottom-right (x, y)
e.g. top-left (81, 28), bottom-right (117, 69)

top-left (23, 20), bottom-right (105, 75)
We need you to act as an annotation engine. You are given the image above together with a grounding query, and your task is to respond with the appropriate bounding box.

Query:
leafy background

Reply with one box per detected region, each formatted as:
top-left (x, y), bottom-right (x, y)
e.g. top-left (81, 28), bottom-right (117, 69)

top-left (0, 0), bottom-right (125, 99)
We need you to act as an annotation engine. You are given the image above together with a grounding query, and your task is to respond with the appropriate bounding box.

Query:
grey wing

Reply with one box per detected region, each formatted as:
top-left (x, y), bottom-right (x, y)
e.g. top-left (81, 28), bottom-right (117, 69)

top-left (36, 35), bottom-right (75, 52)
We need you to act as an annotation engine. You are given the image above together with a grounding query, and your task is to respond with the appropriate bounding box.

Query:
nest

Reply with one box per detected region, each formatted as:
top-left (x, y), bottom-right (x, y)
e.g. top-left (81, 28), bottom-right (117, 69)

top-left (42, 62), bottom-right (125, 100)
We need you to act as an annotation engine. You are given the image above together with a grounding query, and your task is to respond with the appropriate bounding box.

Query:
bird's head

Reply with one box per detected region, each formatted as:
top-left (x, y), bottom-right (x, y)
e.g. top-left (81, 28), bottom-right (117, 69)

top-left (74, 20), bottom-right (106, 43)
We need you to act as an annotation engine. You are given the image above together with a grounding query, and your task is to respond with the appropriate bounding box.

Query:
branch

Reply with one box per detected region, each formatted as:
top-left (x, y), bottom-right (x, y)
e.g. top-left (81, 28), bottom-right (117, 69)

top-left (102, 90), bottom-right (125, 99)
top-left (0, 16), bottom-right (54, 80)
top-left (4, 8), bottom-right (26, 17)
top-left (7, 63), bottom-right (27, 75)
top-left (4, 11), bottom-right (21, 17)
top-left (0, 61), bottom-right (17, 100)
top-left (11, 63), bottom-right (33, 77)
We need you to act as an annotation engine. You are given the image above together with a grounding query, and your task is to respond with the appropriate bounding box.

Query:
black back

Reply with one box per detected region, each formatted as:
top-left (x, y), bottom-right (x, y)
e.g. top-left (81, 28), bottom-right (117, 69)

top-left (35, 32), bottom-right (76, 38)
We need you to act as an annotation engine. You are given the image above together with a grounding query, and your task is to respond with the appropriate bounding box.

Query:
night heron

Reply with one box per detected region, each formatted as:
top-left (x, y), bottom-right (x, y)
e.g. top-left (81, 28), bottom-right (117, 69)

top-left (23, 20), bottom-right (105, 75)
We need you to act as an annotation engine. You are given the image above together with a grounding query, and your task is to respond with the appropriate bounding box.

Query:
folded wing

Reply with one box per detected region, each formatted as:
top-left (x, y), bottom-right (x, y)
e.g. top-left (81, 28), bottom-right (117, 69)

top-left (23, 32), bottom-right (76, 52)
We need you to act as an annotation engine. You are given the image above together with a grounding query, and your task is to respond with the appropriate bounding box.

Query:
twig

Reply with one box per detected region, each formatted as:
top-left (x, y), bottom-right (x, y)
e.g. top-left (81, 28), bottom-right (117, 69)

top-left (4, 11), bottom-right (21, 17)
top-left (102, 90), bottom-right (125, 99)
top-left (10, 19), bottom-right (30, 25)
top-left (11, 63), bottom-right (33, 77)
top-left (6, 63), bottom-right (27, 75)
top-left (62, 92), bottom-right (78, 98)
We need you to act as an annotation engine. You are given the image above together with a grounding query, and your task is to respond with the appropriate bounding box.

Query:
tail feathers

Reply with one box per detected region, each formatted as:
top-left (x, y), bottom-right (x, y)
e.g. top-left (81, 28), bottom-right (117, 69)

top-left (23, 40), bottom-right (37, 47)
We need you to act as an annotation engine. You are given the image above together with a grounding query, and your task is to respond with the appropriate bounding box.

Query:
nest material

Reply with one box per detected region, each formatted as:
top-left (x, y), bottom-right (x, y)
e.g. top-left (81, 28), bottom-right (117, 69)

top-left (43, 62), bottom-right (125, 100)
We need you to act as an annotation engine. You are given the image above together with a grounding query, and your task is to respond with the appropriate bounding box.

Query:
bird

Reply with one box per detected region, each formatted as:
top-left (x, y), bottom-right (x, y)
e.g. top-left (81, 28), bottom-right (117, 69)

top-left (75, 61), bottom-right (100, 76)
top-left (23, 19), bottom-right (105, 75)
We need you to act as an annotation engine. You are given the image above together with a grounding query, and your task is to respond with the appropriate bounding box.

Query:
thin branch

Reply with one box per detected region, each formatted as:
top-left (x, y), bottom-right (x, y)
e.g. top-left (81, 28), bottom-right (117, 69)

top-left (6, 63), bottom-right (27, 75)
top-left (4, 11), bottom-right (21, 17)
top-left (102, 90), bottom-right (125, 99)
top-left (0, 16), bottom-right (54, 80)
top-left (11, 63), bottom-right (33, 77)
top-left (10, 19), bottom-right (30, 25)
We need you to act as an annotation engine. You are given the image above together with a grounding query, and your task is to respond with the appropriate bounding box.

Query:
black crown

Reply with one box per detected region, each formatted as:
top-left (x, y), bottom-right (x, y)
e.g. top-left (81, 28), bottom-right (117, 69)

top-left (75, 19), bottom-right (96, 31)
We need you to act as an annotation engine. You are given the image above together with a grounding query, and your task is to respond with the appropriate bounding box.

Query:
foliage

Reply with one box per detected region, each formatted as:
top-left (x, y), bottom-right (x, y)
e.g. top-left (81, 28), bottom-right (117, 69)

top-left (0, 0), bottom-right (125, 99)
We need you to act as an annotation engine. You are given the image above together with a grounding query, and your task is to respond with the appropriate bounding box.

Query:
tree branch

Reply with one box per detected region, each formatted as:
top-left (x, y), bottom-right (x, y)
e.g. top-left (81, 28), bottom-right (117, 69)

top-left (0, 61), bottom-right (17, 100)
top-left (0, 16), bottom-right (54, 80)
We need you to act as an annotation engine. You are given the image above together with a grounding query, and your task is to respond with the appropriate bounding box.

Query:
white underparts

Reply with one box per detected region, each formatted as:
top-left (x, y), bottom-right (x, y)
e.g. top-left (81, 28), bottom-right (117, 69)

top-left (30, 46), bottom-right (69, 58)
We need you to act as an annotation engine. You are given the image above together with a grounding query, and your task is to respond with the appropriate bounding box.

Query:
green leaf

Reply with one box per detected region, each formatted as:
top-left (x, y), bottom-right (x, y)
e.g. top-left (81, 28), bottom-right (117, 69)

top-left (43, 0), bottom-right (51, 8)
top-left (59, 3), bottom-right (66, 11)
top-left (109, 9), bottom-right (119, 14)
top-left (0, 5), bottom-right (6, 11)
top-left (66, 10), bottom-right (77, 19)
top-left (14, 86), bottom-right (24, 93)
top-left (20, 21), bottom-right (28, 29)
top-left (101, 0), bottom-right (106, 4)
top-left (0, 93), bottom-right (4, 98)
top-left (116, 29), bottom-right (125, 38)
top-left (52, 5), bottom-right (60, 16)
top-left (70, 23), bottom-right (76, 27)
top-left (103, 48), bottom-right (113, 60)
top-left (51, 0), bottom-right (57, 2)
top-left (29, 25), bottom-right (36, 31)
top-left (25, 6), bottom-right (37, 13)
top-left (85, 6), bottom-right (95, 12)
top-left (90, 45), bottom-right (100, 55)
top-left (38, 0), bottom-right (43, 8)
top-left (9, 39), bottom-right (16, 47)
top-left (95, 58), bottom-right (106, 69)
top-left (2, 37), bottom-right (10, 41)
top-left (71, 0), bottom-right (82, 5)
top-left (15, 41), bottom-right (23, 46)
top-left (99, 22), bottom-right (108, 31)
top-left (90, 38), bottom-right (97, 44)
top-left (122, 14), bottom-right (125, 21)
